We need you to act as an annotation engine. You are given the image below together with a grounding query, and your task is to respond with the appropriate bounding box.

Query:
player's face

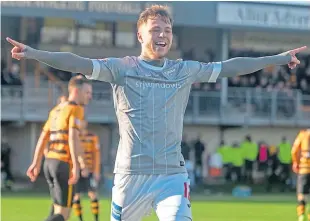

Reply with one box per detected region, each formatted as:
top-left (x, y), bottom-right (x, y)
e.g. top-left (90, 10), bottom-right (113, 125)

top-left (138, 16), bottom-right (173, 60)
top-left (79, 83), bottom-right (92, 105)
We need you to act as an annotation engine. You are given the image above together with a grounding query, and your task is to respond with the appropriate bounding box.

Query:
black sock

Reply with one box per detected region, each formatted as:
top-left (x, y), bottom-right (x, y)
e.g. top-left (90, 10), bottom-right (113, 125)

top-left (297, 200), bottom-right (306, 217)
top-left (44, 214), bottom-right (65, 221)
top-left (91, 199), bottom-right (99, 221)
top-left (72, 199), bottom-right (83, 221)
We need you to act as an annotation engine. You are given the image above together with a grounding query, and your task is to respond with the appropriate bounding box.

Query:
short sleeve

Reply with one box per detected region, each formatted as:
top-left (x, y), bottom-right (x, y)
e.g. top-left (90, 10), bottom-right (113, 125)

top-left (69, 106), bottom-right (84, 130)
top-left (87, 58), bottom-right (126, 84)
top-left (293, 131), bottom-right (303, 149)
top-left (43, 118), bottom-right (50, 132)
top-left (185, 60), bottom-right (222, 83)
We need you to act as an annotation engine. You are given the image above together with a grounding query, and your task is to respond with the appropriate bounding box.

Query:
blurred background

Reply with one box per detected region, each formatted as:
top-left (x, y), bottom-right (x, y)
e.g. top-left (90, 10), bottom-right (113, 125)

top-left (1, 0), bottom-right (310, 202)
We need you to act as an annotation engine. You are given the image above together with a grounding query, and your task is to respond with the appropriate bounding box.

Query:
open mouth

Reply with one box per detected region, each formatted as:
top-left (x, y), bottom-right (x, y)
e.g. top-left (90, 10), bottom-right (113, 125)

top-left (155, 42), bottom-right (167, 48)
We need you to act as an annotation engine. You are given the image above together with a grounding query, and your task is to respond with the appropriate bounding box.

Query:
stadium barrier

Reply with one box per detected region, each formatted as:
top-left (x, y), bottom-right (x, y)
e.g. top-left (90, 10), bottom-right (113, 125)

top-left (1, 85), bottom-right (310, 126)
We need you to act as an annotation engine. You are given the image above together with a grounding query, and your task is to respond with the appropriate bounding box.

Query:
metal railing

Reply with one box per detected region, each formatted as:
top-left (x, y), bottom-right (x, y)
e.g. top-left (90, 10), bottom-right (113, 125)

top-left (1, 85), bottom-right (310, 126)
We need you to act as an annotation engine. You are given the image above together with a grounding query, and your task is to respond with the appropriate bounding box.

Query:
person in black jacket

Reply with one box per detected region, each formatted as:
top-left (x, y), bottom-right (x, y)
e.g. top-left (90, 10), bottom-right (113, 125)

top-left (1, 139), bottom-right (14, 190)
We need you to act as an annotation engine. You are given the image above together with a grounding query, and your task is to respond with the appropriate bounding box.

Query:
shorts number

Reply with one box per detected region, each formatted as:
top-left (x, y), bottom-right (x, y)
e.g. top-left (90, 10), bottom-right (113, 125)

top-left (184, 182), bottom-right (190, 200)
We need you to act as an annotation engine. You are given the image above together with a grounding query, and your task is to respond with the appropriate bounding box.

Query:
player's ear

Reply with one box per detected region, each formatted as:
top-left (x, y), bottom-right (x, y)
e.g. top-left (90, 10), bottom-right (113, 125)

top-left (137, 31), bottom-right (143, 44)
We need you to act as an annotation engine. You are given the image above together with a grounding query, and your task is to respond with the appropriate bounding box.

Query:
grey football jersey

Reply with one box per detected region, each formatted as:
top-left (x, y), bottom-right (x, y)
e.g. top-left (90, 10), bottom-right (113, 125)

top-left (88, 56), bottom-right (221, 174)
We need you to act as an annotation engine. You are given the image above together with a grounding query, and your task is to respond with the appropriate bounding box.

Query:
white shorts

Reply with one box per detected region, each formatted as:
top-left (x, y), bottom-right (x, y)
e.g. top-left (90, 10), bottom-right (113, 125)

top-left (111, 173), bottom-right (192, 221)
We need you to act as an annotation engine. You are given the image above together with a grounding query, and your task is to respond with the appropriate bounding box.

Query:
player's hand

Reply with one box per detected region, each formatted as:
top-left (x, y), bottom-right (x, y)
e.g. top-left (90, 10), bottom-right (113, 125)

top-left (281, 46), bottom-right (307, 69)
top-left (292, 163), bottom-right (299, 174)
top-left (94, 173), bottom-right (101, 182)
top-left (26, 163), bottom-right (41, 182)
top-left (6, 37), bottom-right (32, 60)
top-left (68, 166), bottom-right (79, 185)
top-left (81, 168), bottom-right (89, 178)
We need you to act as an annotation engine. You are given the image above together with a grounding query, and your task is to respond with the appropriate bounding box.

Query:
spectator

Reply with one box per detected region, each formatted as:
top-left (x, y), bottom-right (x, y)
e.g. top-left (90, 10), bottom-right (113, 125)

top-left (241, 135), bottom-right (258, 184)
top-left (277, 136), bottom-right (292, 192)
top-left (194, 135), bottom-right (205, 185)
top-left (1, 137), bottom-right (14, 190)
top-left (230, 142), bottom-right (243, 183)
top-left (217, 140), bottom-right (232, 182)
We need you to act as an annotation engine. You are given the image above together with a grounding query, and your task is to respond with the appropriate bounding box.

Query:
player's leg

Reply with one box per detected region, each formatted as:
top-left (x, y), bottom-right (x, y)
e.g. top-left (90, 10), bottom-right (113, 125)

top-left (49, 204), bottom-right (55, 216)
top-left (51, 160), bottom-right (74, 221)
top-left (87, 173), bottom-right (99, 221)
top-left (111, 174), bottom-right (153, 221)
top-left (44, 159), bottom-right (57, 219)
top-left (296, 174), bottom-right (309, 221)
top-left (72, 174), bottom-right (85, 221)
top-left (72, 193), bottom-right (83, 221)
top-left (154, 173), bottom-right (192, 221)
top-left (88, 191), bottom-right (99, 221)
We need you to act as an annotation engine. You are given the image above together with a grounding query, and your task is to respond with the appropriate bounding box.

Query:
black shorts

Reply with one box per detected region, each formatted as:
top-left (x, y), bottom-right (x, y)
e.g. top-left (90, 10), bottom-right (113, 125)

top-left (75, 173), bottom-right (96, 193)
top-left (44, 158), bottom-right (74, 207)
top-left (245, 160), bottom-right (254, 171)
top-left (297, 174), bottom-right (310, 194)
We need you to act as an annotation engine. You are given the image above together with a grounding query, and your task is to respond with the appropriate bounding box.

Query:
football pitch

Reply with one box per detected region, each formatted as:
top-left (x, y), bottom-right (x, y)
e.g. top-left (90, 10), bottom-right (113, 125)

top-left (2, 192), bottom-right (296, 221)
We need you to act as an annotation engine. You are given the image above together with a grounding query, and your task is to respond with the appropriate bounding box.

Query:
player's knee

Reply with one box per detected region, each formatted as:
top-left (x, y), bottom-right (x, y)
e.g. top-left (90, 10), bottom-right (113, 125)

top-left (298, 194), bottom-right (306, 201)
top-left (74, 194), bottom-right (81, 201)
top-left (88, 191), bottom-right (97, 200)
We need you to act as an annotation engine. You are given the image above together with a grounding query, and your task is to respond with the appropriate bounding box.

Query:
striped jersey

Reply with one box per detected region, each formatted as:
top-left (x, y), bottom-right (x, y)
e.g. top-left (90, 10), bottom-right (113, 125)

top-left (43, 101), bottom-right (84, 164)
top-left (80, 132), bottom-right (100, 173)
top-left (292, 129), bottom-right (310, 174)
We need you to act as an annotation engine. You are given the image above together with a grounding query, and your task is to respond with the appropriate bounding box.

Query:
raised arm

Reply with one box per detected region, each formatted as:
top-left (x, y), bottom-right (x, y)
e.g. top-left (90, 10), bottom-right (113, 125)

top-left (219, 46), bottom-right (307, 78)
top-left (6, 37), bottom-right (93, 76)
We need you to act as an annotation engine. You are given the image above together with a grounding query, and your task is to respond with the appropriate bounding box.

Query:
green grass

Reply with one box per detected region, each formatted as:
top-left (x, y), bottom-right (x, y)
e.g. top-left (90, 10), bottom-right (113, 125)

top-left (2, 192), bottom-right (297, 221)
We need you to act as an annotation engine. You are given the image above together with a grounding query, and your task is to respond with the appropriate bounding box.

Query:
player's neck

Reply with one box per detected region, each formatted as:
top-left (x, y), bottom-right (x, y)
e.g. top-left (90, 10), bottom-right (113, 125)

top-left (68, 95), bottom-right (79, 105)
top-left (139, 54), bottom-right (165, 67)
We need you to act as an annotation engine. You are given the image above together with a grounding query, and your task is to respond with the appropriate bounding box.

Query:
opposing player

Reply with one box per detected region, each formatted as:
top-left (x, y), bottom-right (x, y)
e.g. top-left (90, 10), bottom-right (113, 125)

top-left (73, 120), bottom-right (101, 221)
top-left (8, 4), bottom-right (306, 221)
top-left (292, 129), bottom-right (310, 221)
top-left (26, 76), bottom-right (92, 221)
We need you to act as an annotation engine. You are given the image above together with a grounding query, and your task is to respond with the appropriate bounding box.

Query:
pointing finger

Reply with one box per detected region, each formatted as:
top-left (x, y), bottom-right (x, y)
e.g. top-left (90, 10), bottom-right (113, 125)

top-left (6, 37), bottom-right (25, 49)
top-left (291, 46), bottom-right (307, 54)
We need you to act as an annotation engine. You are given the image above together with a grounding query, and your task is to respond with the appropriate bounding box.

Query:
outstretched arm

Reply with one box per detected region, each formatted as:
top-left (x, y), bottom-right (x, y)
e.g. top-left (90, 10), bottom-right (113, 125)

top-left (6, 37), bottom-right (93, 76)
top-left (219, 46), bottom-right (307, 78)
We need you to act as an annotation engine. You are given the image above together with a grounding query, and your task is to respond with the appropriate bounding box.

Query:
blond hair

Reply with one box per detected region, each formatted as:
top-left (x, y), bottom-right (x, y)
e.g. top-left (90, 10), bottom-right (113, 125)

top-left (137, 4), bottom-right (173, 29)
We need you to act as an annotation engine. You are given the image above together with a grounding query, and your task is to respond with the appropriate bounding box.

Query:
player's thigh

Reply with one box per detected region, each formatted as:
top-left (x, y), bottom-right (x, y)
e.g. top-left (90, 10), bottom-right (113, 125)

top-left (51, 160), bottom-right (74, 208)
top-left (43, 159), bottom-right (56, 199)
top-left (111, 174), bottom-right (153, 221)
top-left (297, 174), bottom-right (310, 195)
top-left (154, 173), bottom-right (192, 221)
top-left (87, 173), bottom-right (98, 194)
top-left (75, 176), bottom-right (87, 195)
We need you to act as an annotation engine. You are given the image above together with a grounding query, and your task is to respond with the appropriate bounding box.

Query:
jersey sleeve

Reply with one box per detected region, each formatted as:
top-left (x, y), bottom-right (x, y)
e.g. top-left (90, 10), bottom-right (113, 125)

top-left (69, 106), bottom-right (84, 130)
top-left (184, 60), bottom-right (222, 83)
top-left (43, 111), bottom-right (52, 132)
top-left (87, 57), bottom-right (126, 84)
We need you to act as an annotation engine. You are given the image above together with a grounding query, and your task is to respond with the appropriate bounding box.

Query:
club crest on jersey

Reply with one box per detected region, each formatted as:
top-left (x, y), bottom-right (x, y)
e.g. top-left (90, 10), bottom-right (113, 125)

top-left (163, 68), bottom-right (176, 80)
